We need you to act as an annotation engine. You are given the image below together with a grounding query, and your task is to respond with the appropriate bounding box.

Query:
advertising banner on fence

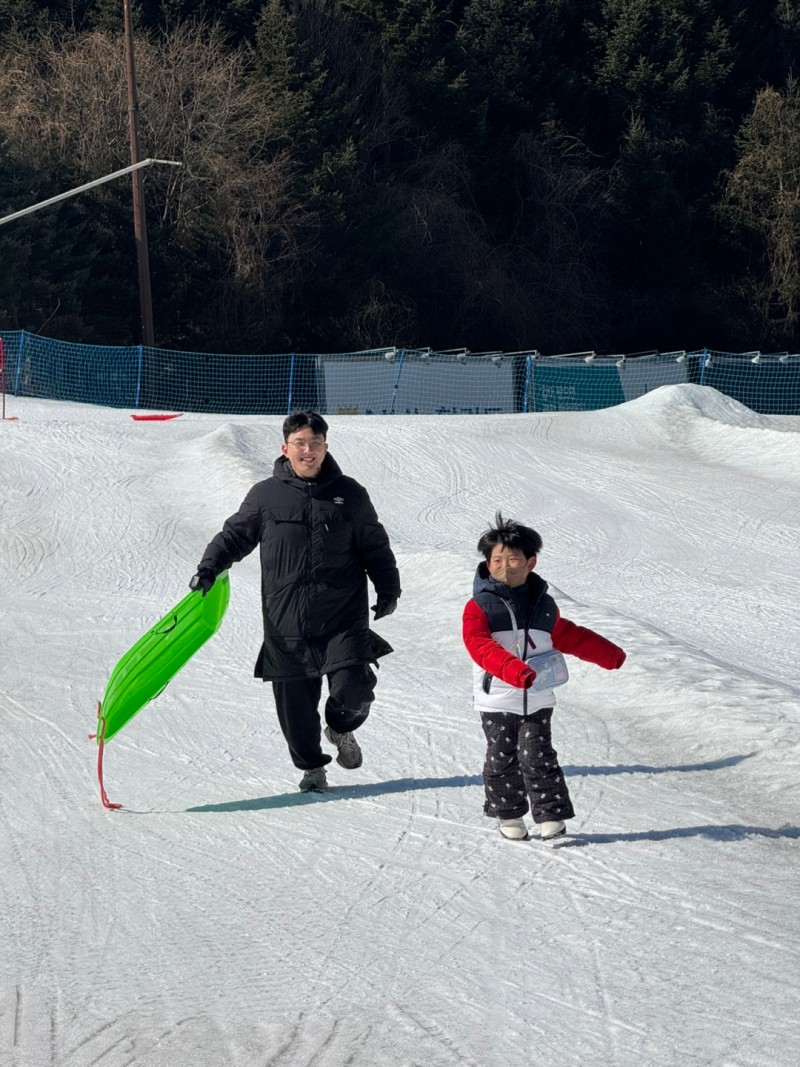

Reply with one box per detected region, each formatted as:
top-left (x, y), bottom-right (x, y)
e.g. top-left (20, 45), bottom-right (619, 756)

top-left (320, 353), bottom-right (517, 415)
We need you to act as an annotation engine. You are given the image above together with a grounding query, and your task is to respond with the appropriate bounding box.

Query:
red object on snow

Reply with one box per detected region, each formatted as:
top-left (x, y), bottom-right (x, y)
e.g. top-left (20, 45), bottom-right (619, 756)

top-left (89, 704), bottom-right (122, 810)
top-left (130, 413), bottom-right (183, 421)
top-left (1, 338), bottom-right (19, 421)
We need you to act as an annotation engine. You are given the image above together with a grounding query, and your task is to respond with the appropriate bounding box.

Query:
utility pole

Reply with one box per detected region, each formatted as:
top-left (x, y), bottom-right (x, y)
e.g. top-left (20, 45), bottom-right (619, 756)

top-left (123, 0), bottom-right (154, 346)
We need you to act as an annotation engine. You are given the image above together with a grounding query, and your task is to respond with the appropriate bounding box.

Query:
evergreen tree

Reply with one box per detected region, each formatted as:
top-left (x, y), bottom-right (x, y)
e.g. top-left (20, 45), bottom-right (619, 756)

top-left (0, 142), bottom-right (124, 341)
top-left (722, 78), bottom-right (800, 345)
top-left (0, 0), bottom-right (38, 34)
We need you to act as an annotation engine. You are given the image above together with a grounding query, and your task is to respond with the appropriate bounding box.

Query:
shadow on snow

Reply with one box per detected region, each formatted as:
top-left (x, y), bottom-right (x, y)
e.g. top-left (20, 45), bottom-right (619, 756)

top-left (556, 824), bottom-right (800, 847)
top-left (184, 752), bottom-right (756, 814)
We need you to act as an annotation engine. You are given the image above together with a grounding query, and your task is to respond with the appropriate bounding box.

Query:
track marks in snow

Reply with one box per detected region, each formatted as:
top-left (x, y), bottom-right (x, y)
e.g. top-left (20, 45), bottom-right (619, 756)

top-left (0, 987), bottom-right (59, 1067)
top-left (3, 396), bottom-right (800, 1067)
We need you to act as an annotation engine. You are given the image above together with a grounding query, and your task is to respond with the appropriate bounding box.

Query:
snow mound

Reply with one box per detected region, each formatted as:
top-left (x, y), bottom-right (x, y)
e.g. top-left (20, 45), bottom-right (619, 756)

top-left (621, 384), bottom-right (776, 430)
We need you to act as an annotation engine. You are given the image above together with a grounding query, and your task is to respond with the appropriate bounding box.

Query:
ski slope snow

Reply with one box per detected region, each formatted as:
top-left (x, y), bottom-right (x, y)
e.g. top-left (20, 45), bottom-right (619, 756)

top-left (1, 385), bottom-right (799, 1066)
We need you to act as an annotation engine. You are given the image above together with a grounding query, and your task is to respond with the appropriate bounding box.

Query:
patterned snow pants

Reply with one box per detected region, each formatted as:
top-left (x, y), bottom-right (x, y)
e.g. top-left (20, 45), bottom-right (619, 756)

top-left (480, 707), bottom-right (575, 824)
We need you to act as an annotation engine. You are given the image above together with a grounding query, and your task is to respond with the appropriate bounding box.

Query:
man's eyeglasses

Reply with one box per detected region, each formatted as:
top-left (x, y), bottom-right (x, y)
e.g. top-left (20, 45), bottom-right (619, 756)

top-left (286, 439), bottom-right (326, 452)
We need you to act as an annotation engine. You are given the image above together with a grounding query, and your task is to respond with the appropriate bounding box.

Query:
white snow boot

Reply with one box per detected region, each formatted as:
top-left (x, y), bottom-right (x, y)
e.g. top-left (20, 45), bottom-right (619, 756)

top-left (299, 766), bottom-right (328, 793)
top-left (498, 817), bottom-right (530, 841)
top-left (539, 820), bottom-right (566, 841)
top-left (324, 726), bottom-right (363, 769)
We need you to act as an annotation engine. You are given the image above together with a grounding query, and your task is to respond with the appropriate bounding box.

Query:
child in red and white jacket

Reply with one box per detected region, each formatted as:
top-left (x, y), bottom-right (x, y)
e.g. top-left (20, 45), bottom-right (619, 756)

top-left (462, 514), bottom-right (626, 842)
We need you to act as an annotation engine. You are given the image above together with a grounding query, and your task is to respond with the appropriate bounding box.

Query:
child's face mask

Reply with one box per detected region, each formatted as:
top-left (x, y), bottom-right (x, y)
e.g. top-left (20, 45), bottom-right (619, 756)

top-left (487, 547), bottom-right (536, 588)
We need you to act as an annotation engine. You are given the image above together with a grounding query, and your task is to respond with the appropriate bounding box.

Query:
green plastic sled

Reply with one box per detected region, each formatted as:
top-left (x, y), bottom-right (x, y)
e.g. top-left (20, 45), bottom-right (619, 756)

top-left (96, 571), bottom-right (230, 744)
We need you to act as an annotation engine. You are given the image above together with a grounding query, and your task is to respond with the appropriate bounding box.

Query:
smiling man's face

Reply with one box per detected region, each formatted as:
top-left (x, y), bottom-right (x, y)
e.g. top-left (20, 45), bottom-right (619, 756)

top-left (282, 427), bottom-right (328, 479)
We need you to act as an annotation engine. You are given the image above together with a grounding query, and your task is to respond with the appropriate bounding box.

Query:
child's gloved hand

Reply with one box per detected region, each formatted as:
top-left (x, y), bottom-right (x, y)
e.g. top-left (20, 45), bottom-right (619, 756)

top-left (508, 660), bottom-right (536, 688)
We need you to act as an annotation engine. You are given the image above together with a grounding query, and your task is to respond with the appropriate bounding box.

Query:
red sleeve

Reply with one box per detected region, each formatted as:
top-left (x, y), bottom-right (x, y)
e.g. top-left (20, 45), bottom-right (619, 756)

top-left (462, 600), bottom-right (534, 688)
top-left (551, 608), bottom-right (626, 669)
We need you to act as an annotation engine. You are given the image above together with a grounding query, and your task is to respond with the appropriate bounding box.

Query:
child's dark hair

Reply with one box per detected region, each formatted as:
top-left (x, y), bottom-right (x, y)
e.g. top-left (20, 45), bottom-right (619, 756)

top-left (282, 410), bottom-right (329, 440)
top-left (477, 512), bottom-right (543, 560)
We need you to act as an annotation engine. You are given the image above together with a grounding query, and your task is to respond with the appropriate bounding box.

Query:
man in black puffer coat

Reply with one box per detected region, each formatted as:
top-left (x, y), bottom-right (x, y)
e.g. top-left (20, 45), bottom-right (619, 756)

top-left (191, 411), bottom-right (401, 792)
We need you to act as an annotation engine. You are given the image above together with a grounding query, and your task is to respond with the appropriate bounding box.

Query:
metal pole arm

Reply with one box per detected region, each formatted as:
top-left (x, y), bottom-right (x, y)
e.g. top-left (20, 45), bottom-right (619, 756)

top-left (0, 159), bottom-right (182, 227)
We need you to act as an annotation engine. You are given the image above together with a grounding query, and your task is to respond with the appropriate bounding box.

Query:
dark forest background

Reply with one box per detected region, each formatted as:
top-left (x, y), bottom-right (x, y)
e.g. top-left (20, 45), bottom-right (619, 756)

top-left (1, 0), bottom-right (799, 355)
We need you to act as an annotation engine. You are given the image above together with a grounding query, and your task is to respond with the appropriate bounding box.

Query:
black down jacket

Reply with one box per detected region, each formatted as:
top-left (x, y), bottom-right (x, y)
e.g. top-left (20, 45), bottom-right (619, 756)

top-left (198, 453), bottom-right (401, 680)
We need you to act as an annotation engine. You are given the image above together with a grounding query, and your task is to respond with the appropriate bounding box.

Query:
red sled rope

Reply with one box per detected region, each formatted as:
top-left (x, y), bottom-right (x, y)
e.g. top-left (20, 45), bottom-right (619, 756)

top-left (89, 703), bottom-right (122, 810)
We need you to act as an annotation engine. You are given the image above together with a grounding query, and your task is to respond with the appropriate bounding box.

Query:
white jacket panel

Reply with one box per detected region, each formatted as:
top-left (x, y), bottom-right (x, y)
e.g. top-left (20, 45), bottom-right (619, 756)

top-left (472, 627), bottom-right (556, 716)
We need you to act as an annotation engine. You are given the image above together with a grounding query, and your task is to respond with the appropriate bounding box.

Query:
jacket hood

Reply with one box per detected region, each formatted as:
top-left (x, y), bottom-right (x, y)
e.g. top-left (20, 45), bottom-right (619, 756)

top-left (472, 561), bottom-right (548, 600)
top-left (273, 452), bottom-right (343, 488)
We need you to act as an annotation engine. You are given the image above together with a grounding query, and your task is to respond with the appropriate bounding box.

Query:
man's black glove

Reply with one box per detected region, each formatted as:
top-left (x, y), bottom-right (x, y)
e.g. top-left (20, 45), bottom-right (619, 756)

top-left (371, 595), bottom-right (398, 621)
top-left (189, 567), bottom-right (217, 597)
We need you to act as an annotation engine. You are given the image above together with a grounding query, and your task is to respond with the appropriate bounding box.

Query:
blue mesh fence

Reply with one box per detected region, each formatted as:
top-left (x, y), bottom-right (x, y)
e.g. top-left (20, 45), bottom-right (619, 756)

top-left (2, 331), bottom-right (800, 415)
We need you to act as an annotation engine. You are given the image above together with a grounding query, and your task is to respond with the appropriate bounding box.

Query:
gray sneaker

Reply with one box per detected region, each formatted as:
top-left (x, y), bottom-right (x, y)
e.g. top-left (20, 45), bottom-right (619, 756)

top-left (324, 726), bottom-right (363, 769)
top-left (299, 766), bottom-right (328, 792)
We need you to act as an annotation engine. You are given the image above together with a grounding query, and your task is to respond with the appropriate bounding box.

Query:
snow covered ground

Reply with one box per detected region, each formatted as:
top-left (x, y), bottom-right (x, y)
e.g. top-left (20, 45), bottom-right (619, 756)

top-left (1, 385), bottom-right (799, 1067)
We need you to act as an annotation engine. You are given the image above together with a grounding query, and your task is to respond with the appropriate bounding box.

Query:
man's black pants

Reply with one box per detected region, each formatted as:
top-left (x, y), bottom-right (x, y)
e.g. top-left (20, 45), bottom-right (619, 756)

top-left (272, 664), bottom-right (377, 769)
